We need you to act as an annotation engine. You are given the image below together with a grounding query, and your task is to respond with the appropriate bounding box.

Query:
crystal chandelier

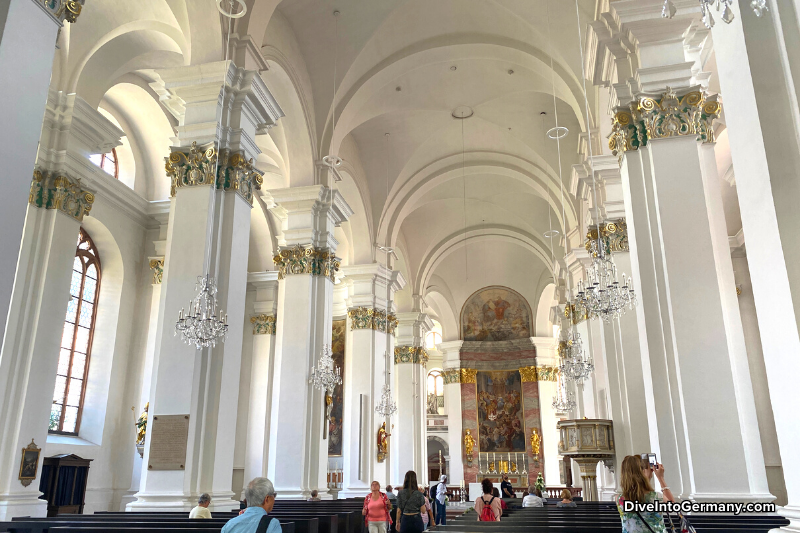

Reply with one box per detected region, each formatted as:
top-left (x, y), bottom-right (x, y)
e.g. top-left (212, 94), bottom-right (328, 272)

top-left (309, 344), bottom-right (342, 394)
top-left (558, 330), bottom-right (594, 384)
top-left (573, 239), bottom-right (637, 322)
top-left (375, 382), bottom-right (398, 418)
top-left (175, 275), bottom-right (229, 349)
top-left (662, 0), bottom-right (768, 27)
top-left (552, 376), bottom-right (577, 413)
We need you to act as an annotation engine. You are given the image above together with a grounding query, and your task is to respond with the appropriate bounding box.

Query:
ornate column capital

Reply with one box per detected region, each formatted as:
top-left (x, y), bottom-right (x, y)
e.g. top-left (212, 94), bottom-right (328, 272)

top-left (443, 368), bottom-right (462, 384)
top-left (394, 345), bottom-right (428, 365)
top-left (347, 306), bottom-right (393, 333)
top-left (166, 141), bottom-right (263, 205)
top-left (584, 218), bottom-right (629, 255)
top-left (519, 365), bottom-right (560, 382)
top-left (149, 258), bottom-right (164, 285)
top-left (564, 301), bottom-right (589, 326)
top-left (272, 244), bottom-right (340, 282)
top-left (250, 314), bottom-right (276, 335)
top-left (609, 87), bottom-right (721, 162)
top-left (29, 169), bottom-right (94, 221)
top-left (459, 368), bottom-right (478, 384)
top-left (42, 0), bottom-right (84, 23)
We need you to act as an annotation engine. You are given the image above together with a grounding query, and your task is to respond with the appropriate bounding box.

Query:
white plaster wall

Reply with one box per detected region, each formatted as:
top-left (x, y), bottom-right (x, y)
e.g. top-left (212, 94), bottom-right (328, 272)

top-left (44, 178), bottom-right (149, 513)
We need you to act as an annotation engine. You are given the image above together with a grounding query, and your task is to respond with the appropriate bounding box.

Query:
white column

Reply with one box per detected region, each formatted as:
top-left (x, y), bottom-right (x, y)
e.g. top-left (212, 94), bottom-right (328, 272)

top-left (243, 273), bottom-right (279, 486)
top-left (438, 341), bottom-right (464, 485)
top-left (391, 312), bottom-right (433, 484)
top-left (0, 202), bottom-right (86, 519)
top-left (531, 338), bottom-right (561, 489)
top-left (709, 2), bottom-right (800, 527)
top-left (130, 60), bottom-right (279, 511)
top-left (621, 127), bottom-right (770, 502)
top-left (338, 264), bottom-right (404, 496)
top-left (265, 185), bottom-right (352, 499)
top-left (0, 0), bottom-right (63, 351)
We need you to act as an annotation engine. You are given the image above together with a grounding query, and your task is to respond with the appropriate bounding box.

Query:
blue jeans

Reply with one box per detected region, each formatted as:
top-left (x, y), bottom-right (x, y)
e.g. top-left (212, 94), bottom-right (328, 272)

top-left (434, 500), bottom-right (446, 525)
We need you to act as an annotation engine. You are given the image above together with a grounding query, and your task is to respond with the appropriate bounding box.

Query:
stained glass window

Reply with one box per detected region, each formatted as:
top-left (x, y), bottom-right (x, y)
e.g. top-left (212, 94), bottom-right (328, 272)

top-left (49, 229), bottom-right (100, 435)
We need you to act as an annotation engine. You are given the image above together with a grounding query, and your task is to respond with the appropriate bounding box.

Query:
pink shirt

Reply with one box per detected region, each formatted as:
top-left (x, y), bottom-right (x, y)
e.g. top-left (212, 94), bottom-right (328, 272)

top-left (367, 495), bottom-right (387, 522)
top-left (474, 494), bottom-right (502, 521)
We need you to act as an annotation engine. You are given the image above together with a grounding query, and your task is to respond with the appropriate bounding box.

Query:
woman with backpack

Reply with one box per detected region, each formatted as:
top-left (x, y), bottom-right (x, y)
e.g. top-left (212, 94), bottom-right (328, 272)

top-left (396, 471), bottom-right (433, 532)
top-left (474, 478), bottom-right (503, 522)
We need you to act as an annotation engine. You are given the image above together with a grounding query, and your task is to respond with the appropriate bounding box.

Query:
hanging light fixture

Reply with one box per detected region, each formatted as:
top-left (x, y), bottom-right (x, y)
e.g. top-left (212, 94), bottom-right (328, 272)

top-left (552, 374), bottom-right (577, 413)
top-left (558, 329), bottom-right (594, 384)
top-left (321, 10), bottom-right (343, 171)
top-left (175, 0), bottom-right (244, 349)
top-left (309, 344), bottom-right (343, 394)
top-left (542, 2), bottom-right (596, 392)
top-left (375, 379), bottom-right (398, 418)
top-left (568, 0), bottom-right (638, 323)
top-left (375, 133), bottom-right (397, 419)
top-left (661, 0), bottom-right (767, 26)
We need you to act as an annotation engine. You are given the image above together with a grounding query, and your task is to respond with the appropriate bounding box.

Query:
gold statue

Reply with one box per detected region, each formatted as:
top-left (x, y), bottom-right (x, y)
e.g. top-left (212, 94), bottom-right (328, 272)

top-left (531, 428), bottom-right (541, 456)
top-left (135, 403), bottom-right (149, 446)
top-left (377, 422), bottom-right (391, 462)
top-left (464, 429), bottom-right (476, 458)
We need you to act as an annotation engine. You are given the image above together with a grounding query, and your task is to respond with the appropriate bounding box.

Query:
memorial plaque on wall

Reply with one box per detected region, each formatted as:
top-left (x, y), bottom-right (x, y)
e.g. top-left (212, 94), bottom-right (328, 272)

top-left (148, 414), bottom-right (190, 470)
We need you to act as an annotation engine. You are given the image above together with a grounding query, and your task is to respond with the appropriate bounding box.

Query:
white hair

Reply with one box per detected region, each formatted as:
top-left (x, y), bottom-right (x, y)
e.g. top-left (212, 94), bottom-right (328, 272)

top-left (245, 477), bottom-right (276, 507)
top-left (198, 493), bottom-right (211, 504)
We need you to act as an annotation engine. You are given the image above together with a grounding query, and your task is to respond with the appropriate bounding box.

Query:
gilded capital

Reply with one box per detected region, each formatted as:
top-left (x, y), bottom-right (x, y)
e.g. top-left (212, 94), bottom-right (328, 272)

top-left (394, 346), bottom-right (428, 365)
top-left (520, 365), bottom-right (559, 382)
top-left (386, 314), bottom-right (398, 335)
top-left (609, 88), bottom-right (721, 162)
top-left (166, 142), bottom-right (263, 206)
top-left (29, 169), bottom-right (94, 222)
top-left (272, 244), bottom-right (340, 282)
top-left (44, 0), bottom-right (84, 23)
top-left (443, 368), bottom-right (461, 384)
top-left (251, 314), bottom-right (276, 335)
top-left (585, 219), bottom-right (629, 255)
top-left (460, 368), bottom-right (478, 384)
top-left (348, 307), bottom-right (390, 332)
top-left (564, 301), bottom-right (588, 326)
top-left (149, 258), bottom-right (164, 284)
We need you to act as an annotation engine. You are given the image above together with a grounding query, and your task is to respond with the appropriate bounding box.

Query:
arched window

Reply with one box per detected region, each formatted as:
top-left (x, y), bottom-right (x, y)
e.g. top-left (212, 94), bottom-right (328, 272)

top-left (90, 149), bottom-right (118, 179)
top-left (50, 229), bottom-right (101, 435)
top-left (425, 331), bottom-right (442, 350)
top-left (426, 369), bottom-right (445, 415)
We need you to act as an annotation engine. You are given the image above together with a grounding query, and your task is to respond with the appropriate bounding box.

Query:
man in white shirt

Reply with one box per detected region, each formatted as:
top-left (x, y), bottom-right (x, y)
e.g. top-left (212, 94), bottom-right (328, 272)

top-left (189, 493), bottom-right (212, 518)
top-left (435, 475), bottom-right (448, 525)
top-left (522, 486), bottom-right (545, 508)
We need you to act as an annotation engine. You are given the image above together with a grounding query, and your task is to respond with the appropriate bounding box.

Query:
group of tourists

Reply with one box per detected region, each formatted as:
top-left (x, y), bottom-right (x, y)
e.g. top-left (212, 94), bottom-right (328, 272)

top-left (362, 472), bottom-right (448, 532)
top-left (187, 453), bottom-right (672, 533)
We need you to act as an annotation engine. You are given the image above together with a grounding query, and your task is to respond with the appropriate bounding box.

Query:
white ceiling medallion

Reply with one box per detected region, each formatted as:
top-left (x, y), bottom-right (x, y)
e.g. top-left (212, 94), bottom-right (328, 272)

top-left (452, 106), bottom-right (474, 119)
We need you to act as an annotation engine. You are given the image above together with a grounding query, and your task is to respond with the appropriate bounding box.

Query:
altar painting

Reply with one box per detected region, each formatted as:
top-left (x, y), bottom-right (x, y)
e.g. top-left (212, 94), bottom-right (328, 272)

top-left (328, 319), bottom-right (346, 456)
top-left (461, 286), bottom-right (532, 341)
top-left (476, 370), bottom-right (526, 453)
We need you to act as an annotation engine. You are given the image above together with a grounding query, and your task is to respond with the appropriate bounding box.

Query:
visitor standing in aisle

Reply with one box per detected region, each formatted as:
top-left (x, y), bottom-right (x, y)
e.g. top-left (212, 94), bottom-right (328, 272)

top-left (363, 481), bottom-right (392, 533)
top-left (396, 471), bottom-right (433, 532)
top-left (434, 475), bottom-right (447, 525)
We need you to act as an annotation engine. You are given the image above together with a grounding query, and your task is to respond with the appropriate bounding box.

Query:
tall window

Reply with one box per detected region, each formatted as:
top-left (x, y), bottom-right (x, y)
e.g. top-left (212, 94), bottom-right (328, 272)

top-left (50, 229), bottom-right (101, 435)
top-left (427, 369), bottom-right (444, 415)
top-left (89, 149), bottom-right (118, 179)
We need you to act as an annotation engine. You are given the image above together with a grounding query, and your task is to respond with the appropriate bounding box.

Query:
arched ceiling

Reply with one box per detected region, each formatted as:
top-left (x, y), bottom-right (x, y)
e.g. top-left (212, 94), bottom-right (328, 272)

top-left (57, 0), bottom-right (594, 325)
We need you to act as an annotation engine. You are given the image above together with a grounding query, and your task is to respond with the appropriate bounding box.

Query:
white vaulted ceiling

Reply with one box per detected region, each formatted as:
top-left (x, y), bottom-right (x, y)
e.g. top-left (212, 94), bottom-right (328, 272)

top-left (58, 0), bottom-right (595, 339)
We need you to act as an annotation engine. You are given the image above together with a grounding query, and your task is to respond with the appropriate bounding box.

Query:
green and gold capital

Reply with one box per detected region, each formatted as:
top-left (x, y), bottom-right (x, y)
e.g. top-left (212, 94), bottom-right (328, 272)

top-left (29, 169), bottom-right (94, 222)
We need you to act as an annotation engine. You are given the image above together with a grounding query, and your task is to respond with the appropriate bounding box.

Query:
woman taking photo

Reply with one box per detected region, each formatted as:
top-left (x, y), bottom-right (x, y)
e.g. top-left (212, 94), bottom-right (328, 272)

top-left (396, 471), bottom-right (433, 532)
top-left (363, 481), bottom-right (392, 533)
top-left (616, 455), bottom-right (675, 533)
